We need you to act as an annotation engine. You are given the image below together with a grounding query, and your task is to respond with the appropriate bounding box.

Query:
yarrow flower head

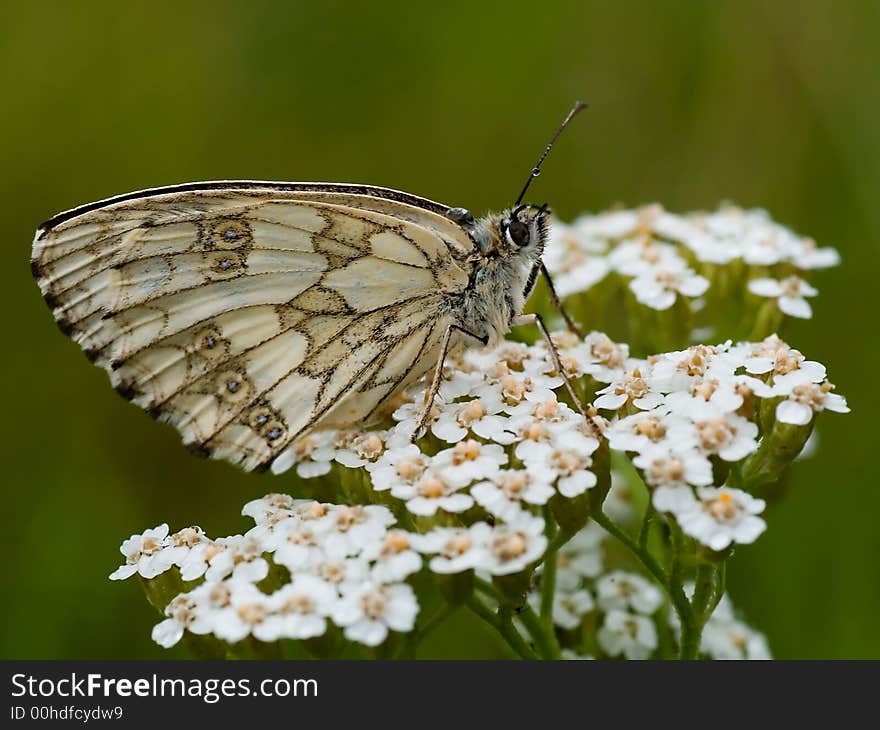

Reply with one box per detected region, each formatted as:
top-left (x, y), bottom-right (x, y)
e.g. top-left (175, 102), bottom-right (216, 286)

top-left (108, 199), bottom-right (847, 661)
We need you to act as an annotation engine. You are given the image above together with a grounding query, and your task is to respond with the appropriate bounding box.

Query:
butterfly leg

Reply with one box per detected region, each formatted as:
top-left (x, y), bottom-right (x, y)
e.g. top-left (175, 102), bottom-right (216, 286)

top-left (411, 324), bottom-right (486, 442)
top-left (540, 262), bottom-right (584, 338)
top-left (511, 312), bottom-right (603, 439)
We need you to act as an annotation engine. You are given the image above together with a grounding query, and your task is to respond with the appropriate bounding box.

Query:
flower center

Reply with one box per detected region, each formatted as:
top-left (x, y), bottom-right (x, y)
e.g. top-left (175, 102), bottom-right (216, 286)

top-left (208, 584), bottom-right (231, 608)
top-left (335, 506), bottom-right (367, 532)
top-left (443, 534), bottom-right (472, 558)
top-left (493, 531), bottom-right (528, 561)
top-left (499, 472), bottom-right (529, 498)
top-left (282, 594), bottom-right (313, 615)
top-left (362, 589), bottom-right (388, 620)
top-left (520, 421), bottom-right (551, 443)
top-left (417, 474), bottom-right (449, 499)
top-left (648, 457), bottom-right (685, 485)
top-left (237, 603), bottom-right (268, 625)
top-left (704, 491), bottom-right (740, 521)
top-left (551, 449), bottom-right (584, 476)
top-left (382, 532), bottom-right (411, 555)
top-left (396, 457), bottom-right (427, 482)
top-left (500, 374), bottom-right (531, 404)
top-left (455, 400), bottom-right (487, 427)
top-left (591, 334), bottom-right (625, 368)
top-left (352, 433), bottom-right (384, 462)
top-left (533, 398), bottom-right (562, 421)
top-left (634, 416), bottom-right (666, 441)
top-left (697, 418), bottom-right (735, 450)
top-left (452, 439), bottom-right (483, 464)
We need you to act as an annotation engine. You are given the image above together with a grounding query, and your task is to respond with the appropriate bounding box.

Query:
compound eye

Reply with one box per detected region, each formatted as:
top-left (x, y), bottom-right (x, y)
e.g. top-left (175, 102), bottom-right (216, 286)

top-left (507, 219), bottom-right (530, 247)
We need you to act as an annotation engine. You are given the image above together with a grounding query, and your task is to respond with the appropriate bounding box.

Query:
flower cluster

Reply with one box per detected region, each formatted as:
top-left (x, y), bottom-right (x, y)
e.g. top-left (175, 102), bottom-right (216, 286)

top-left (109, 204), bottom-right (848, 660)
top-left (273, 338), bottom-right (601, 527)
top-left (545, 204), bottom-right (839, 315)
top-left (112, 500), bottom-right (420, 649)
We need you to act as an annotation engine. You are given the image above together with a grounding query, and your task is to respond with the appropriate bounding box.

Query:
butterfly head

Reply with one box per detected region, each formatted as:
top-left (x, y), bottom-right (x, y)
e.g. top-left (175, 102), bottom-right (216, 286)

top-left (451, 203), bottom-right (549, 262)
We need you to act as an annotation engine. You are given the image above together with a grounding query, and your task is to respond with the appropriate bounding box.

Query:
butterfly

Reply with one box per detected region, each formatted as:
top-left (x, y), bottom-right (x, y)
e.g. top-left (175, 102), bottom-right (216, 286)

top-left (31, 102), bottom-right (596, 472)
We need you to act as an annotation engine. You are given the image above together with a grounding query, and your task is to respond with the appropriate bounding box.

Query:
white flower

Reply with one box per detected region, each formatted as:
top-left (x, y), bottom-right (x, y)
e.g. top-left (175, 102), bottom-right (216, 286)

top-left (543, 219), bottom-right (611, 296)
top-left (596, 571), bottom-right (663, 615)
top-left (320, 505), bottom-right (396, 559)
top-left (607, 408), bottom-right (696, 455)
top-left (481, 515), bottom-right (548, 576)
top-left (254, 575), bottom-right (338, 641)
top-left (473, 368), bottom-right (561, 413)
top-left (693, 413), bottom-right (759, 462)
top-left (654, 486), bottom-right (766, 551)
top-left (702, 617), bottom-right (771, 660)
top-left (577, 208), bottom-right (640, 239)
top-left (529, 588), bottom-right (595, 630)
top-left (109, 524), bottom-right (181, 580)
top-left (151, 618), bottom-right (185, 649)
top-left (261, 519), bottom-right (331, 572)
top-left (791, 240), bottom-right (840, 270)
top-left (271, 431), bottom-right (336, 477)
top-left (242, 493), bottom-right (296, 523)
top-left (312, 556), bottom-right (371, 591)
top-left (413, 523), bottom-right (492, 574)
top-left (597, 610), bottom-right (658, 660)
top-left (553, 589), bottom-right (595, 629)
top-left (471, 470), bottom-right (555, 521)
top-left (633, 447), bottom-right (714, 489)
top-left (741, 335), bottom-right (823, 381)
top-left (150, 587), bottom-right (216, 648)
top-left (648, 343), bottom-right (741, 393)
top-left (517, 429), bottom-right (599, 497)
top-left (367, 443), bottom-right (430, 492)
top-left (775, 381), bottom-right (850, 426)
top-left (332, 582), bottom-right (419, 647)
top-left (391, 471), bottom-right (474, 516)
top-left (360, 530), bottom-right (423, 583)
top-left (748, 276), bottom-right (818, 319)
top-left (431, 440), bottom-right (508, 488)
top-left (664, 377), bottom-right (744, 420)
top-left (211, 581), bottom-right (272, 644)
top-left (204, 536), bottom-right (269, 583)
top-left (177, 538), bottom-right (231, 582)
top-left (629, 261), bottom-right (709, 311)
top-left (604, 469), bottom-right (637, 524)
top-left (594, 364), bottom-right (664, 412)
top-left (433, 396), bottom-right (518, 445)
top-left (579, 332), bottom-right (629, 384)
top-left (608, 237), bottom-right (681, 277)
top-left (333, 430), bottom-right (388, 469)
top-left (556, 523), bottom-right (606, 589)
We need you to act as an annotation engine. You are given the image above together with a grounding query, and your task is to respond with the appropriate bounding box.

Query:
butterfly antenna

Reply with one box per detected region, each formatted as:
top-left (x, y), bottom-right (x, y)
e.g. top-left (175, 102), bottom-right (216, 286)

top-left (514, 100), bottom-right (588, 208)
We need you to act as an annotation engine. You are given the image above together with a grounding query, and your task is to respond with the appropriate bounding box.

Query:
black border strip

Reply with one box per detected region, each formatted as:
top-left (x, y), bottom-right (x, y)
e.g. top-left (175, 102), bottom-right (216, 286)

top-left (38, 181), bottom-right (452, 233)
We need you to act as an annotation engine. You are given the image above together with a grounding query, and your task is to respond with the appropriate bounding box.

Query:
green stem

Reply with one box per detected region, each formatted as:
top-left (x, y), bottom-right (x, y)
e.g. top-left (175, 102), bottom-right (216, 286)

top-left (680, 563), bottom-right (717, 660)
top-left (591, 509), bottom-right (667, 588)
top-left (474, 576), bottom-right (504, 603)
top-left (540, 508), bottom-right (560, 627)
top-left (710, 562), bottom-right (727, 614)
top-left (638, 502), bottom-right (655, 551)
top-left (518, 603), bottom-right (561, 660)
top-left (465, 597), bottom-right (537, 660)
top-left (499, 607), bottom-right (540, 660)
top-left (592, 509), bottom-right (696, 660)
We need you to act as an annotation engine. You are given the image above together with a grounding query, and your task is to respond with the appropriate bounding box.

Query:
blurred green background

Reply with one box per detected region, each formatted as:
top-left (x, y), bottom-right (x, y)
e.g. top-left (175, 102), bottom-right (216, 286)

top-left (2, 1), bottom-right (877, 659)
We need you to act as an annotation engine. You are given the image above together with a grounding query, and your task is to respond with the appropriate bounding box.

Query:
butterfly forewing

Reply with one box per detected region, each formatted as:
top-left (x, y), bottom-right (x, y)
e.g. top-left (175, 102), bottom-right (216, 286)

top-left (32, 183), bottom-right (473, 471)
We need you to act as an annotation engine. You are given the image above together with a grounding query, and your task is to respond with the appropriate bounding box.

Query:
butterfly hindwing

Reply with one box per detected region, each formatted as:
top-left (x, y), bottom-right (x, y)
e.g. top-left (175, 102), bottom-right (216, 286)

top-left (32, 183), bottom-right (472, 471)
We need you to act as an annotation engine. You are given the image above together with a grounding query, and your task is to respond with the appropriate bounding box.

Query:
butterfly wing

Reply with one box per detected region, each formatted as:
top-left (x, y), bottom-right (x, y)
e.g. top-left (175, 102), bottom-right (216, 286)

top-left (32, 182), bottom-right (474, 471)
